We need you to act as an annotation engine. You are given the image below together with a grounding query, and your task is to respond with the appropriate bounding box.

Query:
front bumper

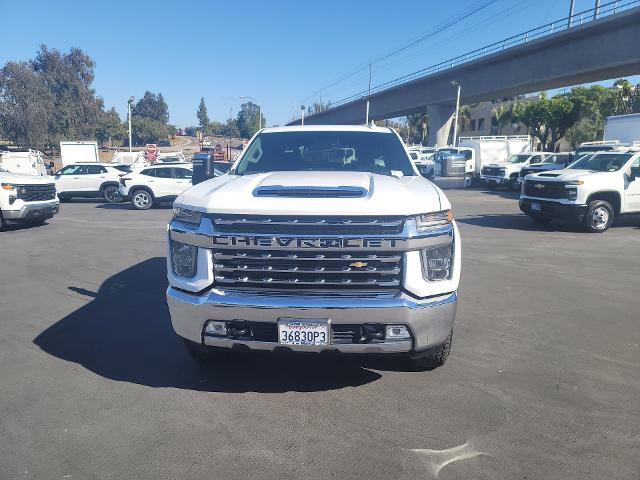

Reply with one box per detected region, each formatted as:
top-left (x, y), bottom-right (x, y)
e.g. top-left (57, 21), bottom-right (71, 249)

top-left (167, 286), bottom-right (457, 354)
top-left (2, 199), bottom-right (59, 223)
top-left (480, 175), bottom-right (509, 185)
top-left (519, 197), bottom-right (587, 222)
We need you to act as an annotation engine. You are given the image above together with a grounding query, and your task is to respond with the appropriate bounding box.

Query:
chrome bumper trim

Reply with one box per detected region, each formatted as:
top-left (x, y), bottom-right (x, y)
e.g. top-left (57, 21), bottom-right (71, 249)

top-left (166, 286), bottom-right (457, 352)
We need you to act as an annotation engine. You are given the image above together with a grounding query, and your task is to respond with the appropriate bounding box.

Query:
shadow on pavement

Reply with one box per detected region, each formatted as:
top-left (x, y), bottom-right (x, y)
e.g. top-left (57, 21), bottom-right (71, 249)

top-left (34, 257), bottom-right (381, 393)
top-left (457, 213), bottom-right (582, 231)
top-left (94, 203), bottom-right (172, 210)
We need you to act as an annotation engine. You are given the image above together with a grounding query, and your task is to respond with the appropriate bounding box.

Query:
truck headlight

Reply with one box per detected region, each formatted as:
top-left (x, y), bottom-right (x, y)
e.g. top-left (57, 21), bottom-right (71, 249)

top-left (415, 210), bottom-right (452, 231)
top-left (1, 183), bottom-right (17, 191)
top-left (566, 188), bottom-right (578, 201)
top-left (499, 169), bottom-right (506, 176)
top-left (172, 207), bottom-right (202, 225)
top-left (171, 241), bottom-right (197, 277)
top-left (421, 244), bottom-right (453, 281)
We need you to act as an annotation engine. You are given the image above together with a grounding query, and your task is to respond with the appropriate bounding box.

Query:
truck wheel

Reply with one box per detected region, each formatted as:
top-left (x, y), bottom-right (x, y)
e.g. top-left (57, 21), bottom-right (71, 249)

top-left (131, 189), bottom-right (153, 210)
top-left (584, 200), bottom-right (613, 233)
top-left (527, 214), bottom-right (552, 225)
top-left (102, 185), bottom-right (122, 203)
top-left (183, 339), bottom-right (230, 363)
top-left (409, 330), bottom-right (452, 371)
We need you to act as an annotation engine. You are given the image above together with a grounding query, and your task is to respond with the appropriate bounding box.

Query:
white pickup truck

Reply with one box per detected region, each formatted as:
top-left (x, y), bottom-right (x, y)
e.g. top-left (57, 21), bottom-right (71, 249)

top-left (520, 150), bottom-right (640, 232)
top-left (481, 152), bottom-right (553, 190)
top-left (166, 125), bottom-right (461, 370)
top-left (0, 166), bottom-right (59, 229)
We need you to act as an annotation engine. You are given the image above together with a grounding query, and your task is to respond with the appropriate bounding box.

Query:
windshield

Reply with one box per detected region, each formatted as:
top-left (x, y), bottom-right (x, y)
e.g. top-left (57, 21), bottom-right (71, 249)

top-left (568, 153), bottom-right (633, 172)
top-left (234, 131), bottom-right (415, 176)
top-left (542, 154), bottom-right (570, 165)
top-left (508, 154), bottom-right (531, 163)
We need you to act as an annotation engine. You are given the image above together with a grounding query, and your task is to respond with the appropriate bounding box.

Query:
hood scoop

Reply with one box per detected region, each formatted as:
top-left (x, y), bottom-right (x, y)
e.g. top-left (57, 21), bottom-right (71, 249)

top-left (253, 185), bottom-right (368, 198)
top-left (538, 173), bottom-right (561, 177)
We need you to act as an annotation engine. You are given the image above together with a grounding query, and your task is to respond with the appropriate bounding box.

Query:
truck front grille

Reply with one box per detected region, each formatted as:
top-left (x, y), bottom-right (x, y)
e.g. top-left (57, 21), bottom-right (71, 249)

top-left (523, 180), bottom-right (566, 199)
top-left (213, 250), bottom-right (402, 289)
top-left (16, 184), bottom-right (56, 202)
top-left (210, 214), bottom-right (405, 235)
top-left (482, 167), bottom-right (502, 176)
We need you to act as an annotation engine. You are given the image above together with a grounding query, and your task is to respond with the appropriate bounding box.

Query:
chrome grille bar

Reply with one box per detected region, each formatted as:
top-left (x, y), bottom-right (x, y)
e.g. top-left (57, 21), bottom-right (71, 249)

top-left (213, 249), bottom-right (403, 290)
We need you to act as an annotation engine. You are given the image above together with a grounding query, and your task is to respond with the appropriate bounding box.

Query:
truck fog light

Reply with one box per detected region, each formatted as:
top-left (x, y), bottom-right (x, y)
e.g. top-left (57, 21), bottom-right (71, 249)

top-left (9, 195), bottom-right (16, 205)
top-left (386, 325), bottom-right (411, 340)
top-left (566, 188), bottom-right (577, 201)
top-left (171, 241), bottom-right (197, 277)
top-left (204, 320), bottom-right (227, 336)
top-left (421, 244), bottom-right (453, 281)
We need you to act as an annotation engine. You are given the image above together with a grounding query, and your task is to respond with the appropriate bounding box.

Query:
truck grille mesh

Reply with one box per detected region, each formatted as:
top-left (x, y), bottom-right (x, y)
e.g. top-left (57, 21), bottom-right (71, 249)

top-left (213, 250), bottom-right (402, 289)
top-left (16, 184), bottom-right (56, 202)
top-left (523, 180), bottom-right (566, 199)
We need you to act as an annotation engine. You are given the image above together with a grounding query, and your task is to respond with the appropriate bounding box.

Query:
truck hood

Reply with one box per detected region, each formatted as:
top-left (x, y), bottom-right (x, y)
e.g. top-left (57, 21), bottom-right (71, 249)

top-left (178, 172), bottom-right (445, 216)
top-left (0, 172), bottom-right (53, 184)
top-left (529, 169), bottom-right (593, 182)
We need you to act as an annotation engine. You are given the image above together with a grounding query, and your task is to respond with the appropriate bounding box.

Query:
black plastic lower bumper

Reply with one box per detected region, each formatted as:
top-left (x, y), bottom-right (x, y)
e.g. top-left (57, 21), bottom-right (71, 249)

top-left (520, 198), bottom-right (587, 222)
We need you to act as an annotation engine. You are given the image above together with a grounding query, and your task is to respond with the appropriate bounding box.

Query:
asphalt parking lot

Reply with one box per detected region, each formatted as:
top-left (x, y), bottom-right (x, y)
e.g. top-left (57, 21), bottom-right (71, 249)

top-left (1, 189), bottom-right (639, 480)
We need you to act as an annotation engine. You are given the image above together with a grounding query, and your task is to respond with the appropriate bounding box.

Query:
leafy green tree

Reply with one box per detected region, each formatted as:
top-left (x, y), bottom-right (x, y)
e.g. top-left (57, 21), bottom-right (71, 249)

top-left (29, 45), bottom-right (103, 144)
top-left (131, 116), bottom-right (168, 145)
top-left (96, 107), bottom-right (126, 147)
top-left (0, 61), bottom-right (53, 148)
top-left (197, 97), bottom-right (209, 130)
top-left (220, 119), bottom-right (240, 138)
top-left (132, 91), bottom-right (169, 124)
top-left (544, 96), bottom-right (579, 151)
top-left (236, 102), bottom-right (264, 138)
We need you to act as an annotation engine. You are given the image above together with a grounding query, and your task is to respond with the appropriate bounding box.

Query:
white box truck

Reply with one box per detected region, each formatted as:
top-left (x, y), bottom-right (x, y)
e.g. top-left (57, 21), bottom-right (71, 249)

top-left (603, 113), bottom-right (640, 144)
top-left (60, 141), bottom-right (99, 166)
top-left (0, 149), bottom-right (48, 176)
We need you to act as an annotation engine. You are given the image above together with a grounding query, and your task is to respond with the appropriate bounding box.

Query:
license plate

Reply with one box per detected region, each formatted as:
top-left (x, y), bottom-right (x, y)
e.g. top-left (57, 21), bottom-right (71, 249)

top-left (531, 203), bottom-right (542, 211)
top-left (278, 319), bottom-right (329, 346)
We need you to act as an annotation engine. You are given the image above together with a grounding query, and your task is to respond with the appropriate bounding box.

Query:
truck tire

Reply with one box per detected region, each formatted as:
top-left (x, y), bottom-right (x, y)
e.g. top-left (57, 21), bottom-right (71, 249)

top-left (183, 339), bottom-right (230, 363)
top-left (527, 214), bottom-right (552, 225)
top-left (409, 330), bottom-right (452, 371)
top-left (131, 189), bottom-right (153, 210)
top-left (584, 200), bottom-right (614, 233)
top-left (102, 185), bottom-right (122, 203)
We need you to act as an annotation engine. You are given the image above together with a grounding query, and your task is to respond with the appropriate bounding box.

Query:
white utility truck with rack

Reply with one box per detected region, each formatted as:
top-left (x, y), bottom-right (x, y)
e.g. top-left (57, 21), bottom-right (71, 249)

top-left (442, 135), bottom-right (531, 186)
top-left (166, 125), bottom-right (461, 370)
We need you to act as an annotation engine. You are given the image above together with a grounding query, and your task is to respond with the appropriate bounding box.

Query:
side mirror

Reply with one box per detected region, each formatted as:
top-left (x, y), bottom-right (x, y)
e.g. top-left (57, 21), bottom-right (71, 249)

top-left (629, 168), bottom-right (638, 182)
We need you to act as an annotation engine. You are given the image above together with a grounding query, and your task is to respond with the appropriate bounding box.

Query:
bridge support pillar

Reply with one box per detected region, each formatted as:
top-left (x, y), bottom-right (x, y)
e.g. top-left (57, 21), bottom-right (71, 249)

top-left (427, 104), bottom-right (456, 147)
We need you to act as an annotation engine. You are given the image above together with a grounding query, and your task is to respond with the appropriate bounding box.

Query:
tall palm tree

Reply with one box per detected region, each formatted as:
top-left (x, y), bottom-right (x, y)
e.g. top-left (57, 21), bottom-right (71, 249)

top-left (457, 105), bottom-right (471, 132)
top-left (491, 104), bottom-right (512, 134)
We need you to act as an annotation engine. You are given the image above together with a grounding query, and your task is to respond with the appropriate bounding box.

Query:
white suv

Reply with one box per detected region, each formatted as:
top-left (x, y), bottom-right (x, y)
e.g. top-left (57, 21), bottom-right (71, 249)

top-left (54, 163), bottom-right (123, 203)
top-left (119, 163), bottom-right (193, 210)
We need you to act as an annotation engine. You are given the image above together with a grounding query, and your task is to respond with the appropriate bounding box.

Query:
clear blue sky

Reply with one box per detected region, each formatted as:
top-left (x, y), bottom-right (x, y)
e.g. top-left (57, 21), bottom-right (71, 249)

top-left (0, 0), bottom-right (633, 127)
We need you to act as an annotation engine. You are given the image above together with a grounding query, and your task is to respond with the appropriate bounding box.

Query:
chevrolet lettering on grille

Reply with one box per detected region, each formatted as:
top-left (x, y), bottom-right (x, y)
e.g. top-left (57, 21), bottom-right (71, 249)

top-left (212, 236), bottom-right (399, 249)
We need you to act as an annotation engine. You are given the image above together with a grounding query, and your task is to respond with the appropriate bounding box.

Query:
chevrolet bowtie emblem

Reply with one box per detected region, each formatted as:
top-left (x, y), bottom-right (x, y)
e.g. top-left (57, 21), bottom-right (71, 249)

top-left (350, 261), bottom-right (368, 268)
top-left (534, 183), bottom-right (545, 189)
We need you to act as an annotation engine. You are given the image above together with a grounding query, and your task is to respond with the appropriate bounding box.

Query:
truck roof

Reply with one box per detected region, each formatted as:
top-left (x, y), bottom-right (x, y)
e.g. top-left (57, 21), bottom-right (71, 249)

top-left (262, 125), bottom-right (394, 134)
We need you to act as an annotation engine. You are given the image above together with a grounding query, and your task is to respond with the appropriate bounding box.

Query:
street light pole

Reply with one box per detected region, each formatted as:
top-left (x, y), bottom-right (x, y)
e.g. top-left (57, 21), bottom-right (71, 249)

top-left (127, 96), bottom-right (135, 153)
top-left (301, 105), bottom-right (306, 126)
top-left (594, 0), bottom-right (600, 19)
top-left (451, 81), bottom-right (461, 147)
top-left (568, 0), bottom-right (575, 28)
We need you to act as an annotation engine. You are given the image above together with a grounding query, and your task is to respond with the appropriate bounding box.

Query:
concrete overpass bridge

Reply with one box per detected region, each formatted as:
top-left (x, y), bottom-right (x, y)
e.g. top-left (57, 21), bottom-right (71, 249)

top-left (288, 1), bottom-right (640, 146)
